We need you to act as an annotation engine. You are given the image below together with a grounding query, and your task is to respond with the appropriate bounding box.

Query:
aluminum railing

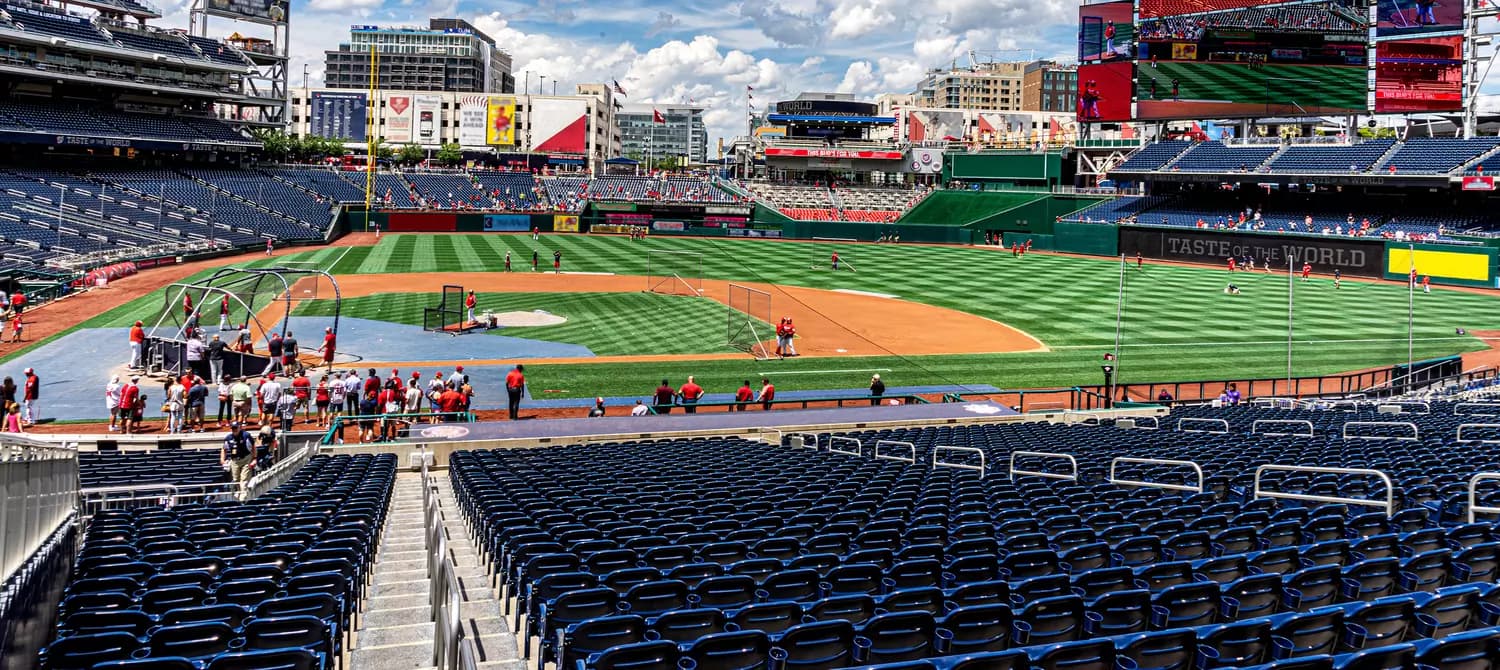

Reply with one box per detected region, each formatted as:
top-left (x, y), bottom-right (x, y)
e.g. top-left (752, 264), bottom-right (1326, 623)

top-left (1342, 421), bottom-right (1419, 441)
top-left (80, 482), bottom-right (239, 521)
top-left (1251, 420), bottom-right (1315, 437)
top-left (1456, 424), bottom-right (1500, 443)
top-left (1253, 465), bottom-right (1395, 515)
top-left (1177, 418), bottom-right (1230, 433)
top-left (1109, 457), bottom-right (1205, 493)
top-left (828, 436), bottom-right (863, 457)
top-left (1008, 451), bottom-right (1077, 481)
top-left (933, 446), bottom-right (986, 478)
top-left (873, 440), bottom-right (916, 464)
top-left (1467, 473), bottom-right (1500, 523)
top-left (0, 437), bottom-right (78, 583)
top-left (421, 449), bottom-right (466, 670)
top-left (242, 443), bottom-right (315, 500)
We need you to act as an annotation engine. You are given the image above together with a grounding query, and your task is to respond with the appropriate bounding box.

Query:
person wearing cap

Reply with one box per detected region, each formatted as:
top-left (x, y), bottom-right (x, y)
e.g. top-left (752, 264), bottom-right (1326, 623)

top-left (221, 422), bottom-right (256, 498)
top-left (230, 376), bottom-right (253, 426)
top-left (119, 376), bottom-right (141, 434)
top-left (404, 372), bottom-right (423, 415)
top-left (318, 327), bottom-right (337, 372)
top-left (869, 374), bottom-right (885, 406)
top-left (128, 320), bottom-right (145, 369)
top-left (505, 365), bottom-right (526, 421)
top-left (465, 290), bottom-right (477, 324)
top-left (451, 365), bottom-right (468, 388)
top-left (21, 368), bottom-right (38, 426)
top-left (588, 397), bottom-right (606, 418)
top-left (105, 375), bottom-right (122, 432)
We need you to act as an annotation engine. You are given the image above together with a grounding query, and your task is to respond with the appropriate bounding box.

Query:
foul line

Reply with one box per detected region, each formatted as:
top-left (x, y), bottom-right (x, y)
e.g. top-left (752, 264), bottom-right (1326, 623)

top-left (756, 367), bottom-right (893, 376)
top-left (1053, 335), bottom-right (1497, 350)
top-left (325, 245), bottom-right (353, 271)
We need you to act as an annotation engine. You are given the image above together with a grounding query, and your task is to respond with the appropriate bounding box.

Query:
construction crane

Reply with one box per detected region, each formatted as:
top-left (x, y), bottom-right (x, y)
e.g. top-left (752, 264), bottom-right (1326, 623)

top-left (966, 49), bottom-right (1038, 70)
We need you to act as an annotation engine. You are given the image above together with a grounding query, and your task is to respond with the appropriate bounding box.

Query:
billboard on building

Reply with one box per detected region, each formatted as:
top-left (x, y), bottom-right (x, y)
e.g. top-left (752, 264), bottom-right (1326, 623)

top-left (1375, 36), bottom-right (1464, 113)
top-left (414, 95), bottom-right (442, 145)
top-left (309, 91), bottom-right (367, 142)
top-left (485, 96), bottom-right (516, 146)
top-left (205, 0), bottom-right (287, 24)
top-left (906, 110), bottom-right (965, 143)
top-left (531, 98), bottom-right (588, 154)
top-left (977, 114), bottom-right (1034, 142)
top-left (905, 148), bottom-right (944, 174)
top-left (385, 95), bottom-right (413, 144)
top-left (458, 95), bottom-right (488, 146)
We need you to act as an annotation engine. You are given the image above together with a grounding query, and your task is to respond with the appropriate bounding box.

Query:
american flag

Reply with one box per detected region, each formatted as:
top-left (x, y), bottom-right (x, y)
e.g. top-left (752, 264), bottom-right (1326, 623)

top-left (612, 80), bottom-right (627, 96)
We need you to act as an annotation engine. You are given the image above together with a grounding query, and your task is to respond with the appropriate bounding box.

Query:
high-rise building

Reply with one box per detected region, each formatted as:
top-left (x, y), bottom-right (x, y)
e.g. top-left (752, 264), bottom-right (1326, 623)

top-left (1023, 61), bottom-right (1078, 114)
top-left (323, 19), bottom-right (513, 93)
top-left (912, 61), bottom-right (1026, 110)
top-left (617, 104), bottom-right (708, 165)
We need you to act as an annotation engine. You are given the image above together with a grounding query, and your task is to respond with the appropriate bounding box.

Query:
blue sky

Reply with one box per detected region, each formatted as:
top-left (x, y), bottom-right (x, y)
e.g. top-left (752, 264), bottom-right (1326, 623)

top-left (156, 0), bottom-right (1500, 144)
top-left (167, 0), bottom-right (1080, 144)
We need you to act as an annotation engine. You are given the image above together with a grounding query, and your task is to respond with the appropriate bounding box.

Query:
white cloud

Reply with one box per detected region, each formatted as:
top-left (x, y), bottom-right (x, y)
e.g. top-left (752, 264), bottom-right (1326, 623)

top-left (307, 0), bottom-right (382, 10)
top-left (829, 1), bottom-right (896, 39)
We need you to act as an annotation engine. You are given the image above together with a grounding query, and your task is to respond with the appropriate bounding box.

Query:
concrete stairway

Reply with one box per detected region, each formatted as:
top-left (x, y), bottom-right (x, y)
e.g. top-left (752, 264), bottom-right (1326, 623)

top-left (350, 471), bottom-right (522, 670)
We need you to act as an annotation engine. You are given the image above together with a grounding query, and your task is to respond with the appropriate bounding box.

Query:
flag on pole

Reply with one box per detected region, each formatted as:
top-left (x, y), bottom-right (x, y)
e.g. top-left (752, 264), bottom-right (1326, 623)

top-left (612, 80), bottom-right (627, 96)
top-left (653, 109), bottom-right (665, 124)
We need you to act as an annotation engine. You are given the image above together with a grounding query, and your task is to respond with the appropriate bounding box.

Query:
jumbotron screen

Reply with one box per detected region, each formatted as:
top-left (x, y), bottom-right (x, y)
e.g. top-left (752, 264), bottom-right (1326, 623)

top-left (1079, 0), bottom-right (1376, 122)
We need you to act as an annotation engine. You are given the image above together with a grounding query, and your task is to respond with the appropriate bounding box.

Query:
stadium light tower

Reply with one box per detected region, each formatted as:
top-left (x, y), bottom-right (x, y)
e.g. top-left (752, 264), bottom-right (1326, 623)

top-left (1463, 3), bottom-right (1499, 137)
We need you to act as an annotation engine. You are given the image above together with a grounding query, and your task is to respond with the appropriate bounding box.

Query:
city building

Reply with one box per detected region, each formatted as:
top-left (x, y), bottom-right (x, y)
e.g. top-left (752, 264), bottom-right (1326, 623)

top-left (1022, 61), bottom-right (1078, 114)
top-left (289, 85), bottom-right (619, 172)
top-left (912, 61), bottom-right (1027, 111)
top-left (323, 19), bottom-right (513, 93)
top-left (617, 104), bottom-right (708, 165)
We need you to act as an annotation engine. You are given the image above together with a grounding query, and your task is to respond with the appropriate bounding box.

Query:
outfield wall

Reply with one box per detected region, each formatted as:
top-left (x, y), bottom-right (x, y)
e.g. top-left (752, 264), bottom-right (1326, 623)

top-left (1119, 226), bottom-right (1387, 278)
top-left (1383, 242), bottom-right (1499, 288)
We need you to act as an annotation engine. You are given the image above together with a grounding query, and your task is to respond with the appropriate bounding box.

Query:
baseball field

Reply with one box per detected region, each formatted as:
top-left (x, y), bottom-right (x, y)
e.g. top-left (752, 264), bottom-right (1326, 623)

top-left (25, 232), bottom-right (1500, 411)
top-left (1136, 61), bottom-right (1368, 119)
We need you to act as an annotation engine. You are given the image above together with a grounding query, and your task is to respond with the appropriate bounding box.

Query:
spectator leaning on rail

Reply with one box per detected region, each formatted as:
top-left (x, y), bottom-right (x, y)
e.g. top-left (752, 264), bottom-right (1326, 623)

top-left (221, 421), bottom-right (255, 499)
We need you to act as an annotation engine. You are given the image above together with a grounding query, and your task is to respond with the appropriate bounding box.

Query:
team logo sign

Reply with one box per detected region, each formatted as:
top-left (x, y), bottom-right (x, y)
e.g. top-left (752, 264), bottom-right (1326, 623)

top-left (963, 404), bottom-right (1004, 415)
top-left (419, 425), bottom-right (470, 440)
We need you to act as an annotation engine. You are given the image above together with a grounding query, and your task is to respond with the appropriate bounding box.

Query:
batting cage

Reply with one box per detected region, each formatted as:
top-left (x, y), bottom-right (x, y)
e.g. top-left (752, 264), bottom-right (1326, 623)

top-left (646, 249), bottom-right (704, 296)
top-left (423, 284), bottom-right (472, 335)
top-left (727, 283), bottom-right (774, 360)
top-left (143, 266), bottom-right (341, 378)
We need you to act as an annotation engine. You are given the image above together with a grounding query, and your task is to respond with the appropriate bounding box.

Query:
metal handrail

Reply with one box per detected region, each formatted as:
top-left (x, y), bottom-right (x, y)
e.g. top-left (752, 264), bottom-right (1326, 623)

top-left (786, 432), bottom-right (820, 449)
top-left (1456, 424), bottom-right (1500, 443)
top-left (1251, 420), bottom-right (1315, 437)
top-left (1109, 457), bottom-right (1204, 493)
top-left (873, 440), bottom-right (916, 463)
top-left (321, 411), bottom-right (477, 444)
top-left (243, 444), bottom-right (314, 500)
top-left (933, 446), bottom-right (986, 478)
top-left (1467, 473), bottom-right (1500, 523)
top-left (1253, 465), bottom-right (1395, 515)
top-left (1454, 403), bottom-right (1500, 416)
top-left (458, 638), bottom-right (478, 670)
top-left (1250, 397), bottom-right (1299, 409)
top-left (1371, 400), bottom-right (1430, 414)
top-left (1177, 418), bottom-right (1229, 433)
top-left (828, 437), bottom-right (863, 457)
top-left (1009, 450), bottom-right (1077, 481)
top-left (1128, 416), bottom-right (1160, 430)
top-left (1342, 421), bottom-right (1419, 441)
top-left (2, 439), bottom-right (78, 582)
top-left (80, 482), bottom-right (239, 521)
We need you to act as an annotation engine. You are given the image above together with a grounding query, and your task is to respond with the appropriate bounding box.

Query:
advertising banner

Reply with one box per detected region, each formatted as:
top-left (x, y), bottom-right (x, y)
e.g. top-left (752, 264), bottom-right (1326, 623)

top-left (1119, 227), bottom-right (1384, 278)
top-left (483, 214), bottom-right (531, 232)
top-left (309, 91), bottom-right (367, 142)
top-left (905, 148), bottom-right (944, 174)
top-left (385, 95), bottom-right (413, 144)
top-left (458, 95), bottom-right (488, 146)
top-left (1375, 36), bottom-right (1464, 113)
top-left (485, 96), bottom-right (516, 146)
top-left (553, 214), bottom-right (580, 232)
top-left (205, 0), bottom-right (287, 24)
top-left (1462, 176), bottom-right (1495, 191)
top-left (906, 110), bottom-right (965, 142)
top-left (414, 95), bottom-right (442, 145)
top-left (531, 98), bottom-right (588, 154)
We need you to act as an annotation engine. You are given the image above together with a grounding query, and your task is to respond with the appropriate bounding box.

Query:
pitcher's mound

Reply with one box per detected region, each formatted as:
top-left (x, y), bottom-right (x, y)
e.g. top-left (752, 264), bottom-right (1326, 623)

top-left (491, 310), bottom-right (566, 327)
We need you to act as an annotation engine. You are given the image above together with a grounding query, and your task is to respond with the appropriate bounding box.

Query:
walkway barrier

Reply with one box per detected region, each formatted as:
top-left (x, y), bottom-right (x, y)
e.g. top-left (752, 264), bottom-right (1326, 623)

top-left (81, 482), bottom-right (238, 521)
top-left (1454, 403), bottom-right (1500, 416)
top-left (1250, 397), bottom-right (1300, 409)
top-left (1370, 400), bottom-right (1430, 415)
top-left (422, 449), bottom-right (466, 670)
top-left (1251, 420), bottom-right (1315, 437)
top-left (1, 437), bottom-right (77, 582)
top-left (873, 440), bottom-right (916, 463)
top-left (1118, 416), bottom-right (1160, 430)
top-left (1342, 421), bottom-right (1419, 441)
top-left (828, 436), bottom-right (863, 457)
top-left (1467, 473), bottom-right (1500, 523)
top-left (1109, 457), bottom-right (1204, 493)
top-left (1253, 465), bottom-right (1394, 515)
top-left (933, 446), bottom-right (986, 478)
top-left (1176, 418), bottom-right (1229, 434)
top-left (322, 411), bottom-right (476, 445)
top-left (1456, 424), bottom-right (1500, 443)
top-left (1009, 451), bottom-right (1077, 481)
top-left (244, 444), bottom-right (317, 500)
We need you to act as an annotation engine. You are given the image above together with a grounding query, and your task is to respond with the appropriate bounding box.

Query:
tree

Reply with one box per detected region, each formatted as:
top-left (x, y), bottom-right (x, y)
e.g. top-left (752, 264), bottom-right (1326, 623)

top-left (252, 128), bottom-right (293, 162)
top-left (436, 142), bottom-right (463, 166)
top-left (1357, 127), bottom-right (1397, 139)
top-left (398, 143), bottom-right (425, 165)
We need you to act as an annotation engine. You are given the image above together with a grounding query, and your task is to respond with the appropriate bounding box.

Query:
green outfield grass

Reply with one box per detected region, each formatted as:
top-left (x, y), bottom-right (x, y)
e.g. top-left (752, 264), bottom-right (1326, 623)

top-left (292, 291), bottom-right (768, 356)
top-left (24, 234), bottom-right (1500, 398)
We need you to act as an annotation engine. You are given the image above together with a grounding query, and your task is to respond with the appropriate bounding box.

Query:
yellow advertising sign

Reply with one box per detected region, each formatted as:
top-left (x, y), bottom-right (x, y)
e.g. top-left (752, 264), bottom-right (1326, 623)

top-left (1388, 247), bottom-right (1490, 282)
top-left (486, 96), bottom-right (516, 146)
top-left (553, 214), bottom-right (580, 232)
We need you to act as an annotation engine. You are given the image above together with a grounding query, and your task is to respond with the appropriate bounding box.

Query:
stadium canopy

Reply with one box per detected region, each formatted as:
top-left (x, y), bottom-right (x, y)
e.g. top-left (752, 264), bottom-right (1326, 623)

top-left (605, 157), bottom-right (640, 165)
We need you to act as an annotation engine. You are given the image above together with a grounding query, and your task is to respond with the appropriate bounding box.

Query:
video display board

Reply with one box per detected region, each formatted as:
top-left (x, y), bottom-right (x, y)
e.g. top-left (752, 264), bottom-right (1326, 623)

top-left (1079, 1), bottom-right (1135, 62)
top-left (1375, 35), bottom-right (1463, 112)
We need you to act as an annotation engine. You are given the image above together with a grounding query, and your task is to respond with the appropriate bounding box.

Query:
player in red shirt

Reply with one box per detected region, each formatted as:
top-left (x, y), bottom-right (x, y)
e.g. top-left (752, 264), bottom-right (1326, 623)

top-left (1422, 275), bottom-right (1431, 294)
top-left (505, 365), bottom-right (526, 420)
top-left (128, 320), bottom-right (145, 369)
top-left (465, 290), bottom-right (477, 324)
top-left (733, 380), bottom-right (753, 412)
top-left (831, 252), bottom-right (840, 271)
top-left (6, 314), bottom-right (21, 343)
top-left (1227, 257), bottom-right (1237, 273)
top-left (756, 377), bottom-right (775, 411)
top-left (318, 328), bottom-right (336, 371)
top-left (218, 295), bottom-right (230, 330)
top-left (183, 291), bottom-right (193, 319)
top-left (1301, 262), bottom-right (1312, 281)
top-left (118, 377), bottom-right (140, 434)
top-left (291, 372), bottom-right (312, 423)
top-left (9, 291), bottom-right (24, 314)
top-left (678, 376), bottom-right (704, 414)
